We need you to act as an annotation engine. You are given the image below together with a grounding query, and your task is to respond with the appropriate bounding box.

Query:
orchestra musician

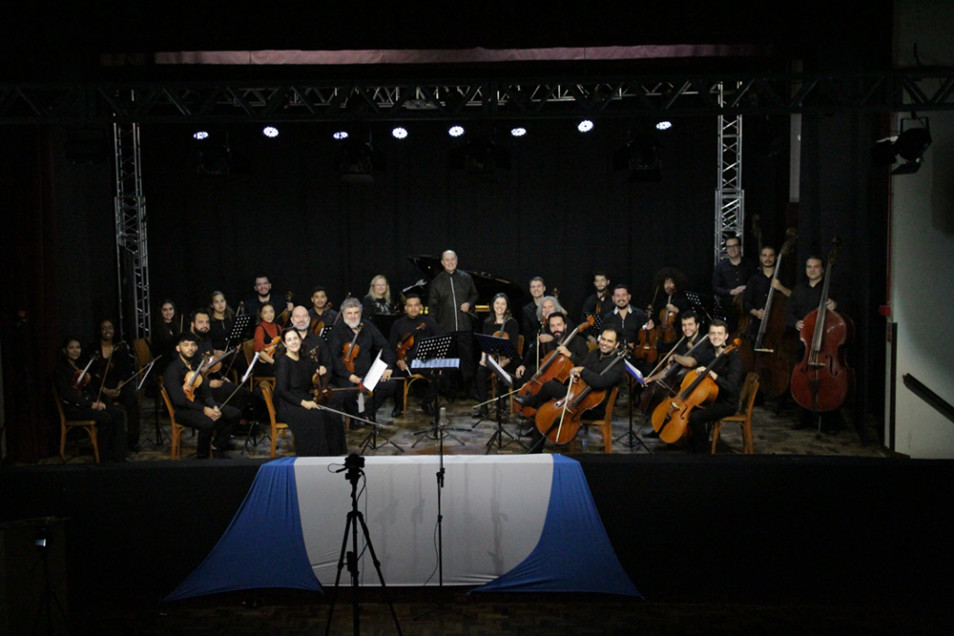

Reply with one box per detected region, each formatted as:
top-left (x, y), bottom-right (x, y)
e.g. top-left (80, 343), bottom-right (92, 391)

top-left (150, 298), bottom-right (181, 372)
top-left (208, 291), bottom-right (238, 352)
top-left (743, 245), bottom-right (792, 337)
top-left (252, 301), bottom-right (281, 378)
top-left (274, 328), bottom-right (345, 456)
top-left (601, 284), bottom-right (654, 363)
top-left (362, 274), bottom-right (397, 317)
top-left (520, 276), bottom-right (548, 339)
top-left (388, 293), bottom-right (442, 417)
top-left (712, 233), bottom-right (755, 333)
top-left (329, 297), bottom-right (397, 424)
top-left (426, 249), bottom-right (479, 396)
top-left (244, 275), bottom-right (294, 327)
top-left (308, 285), bottom-right (338, 332)
top-left (473, 292), bottom-right (520, 419)
top-left (581, 271), bottom-right (611, 343)
top-left (514, 311), bottom-right (589, 383)
top-left (86, 319), bottom-right (141, 452)
top-left (685, 319), bottom-right (743, 453)
top-left (652, 267), bottom-right (692, 357)
top-left (162, 332), bottom-right (240, 459)
top-left (191, 309), bottom-right (252, 415)
top-left (514, 326), bottom-right (626, 453)
top-left (55, 337), bottom-right (128, 462)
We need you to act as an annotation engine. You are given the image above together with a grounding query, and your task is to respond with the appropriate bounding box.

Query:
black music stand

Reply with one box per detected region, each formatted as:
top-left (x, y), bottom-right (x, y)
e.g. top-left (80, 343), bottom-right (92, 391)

top-left (615, 375), bottom-right (653, 453)
top-left (221, 313), bottom-right (254, 380)
top-left (410, 334), bottom-right (468, 446)
top-left (356, 354), bottom-right (405, 455)
top-left (684, 291), bottom-right (712, 323)
top-left (474, 333), bottom-right (524, 452)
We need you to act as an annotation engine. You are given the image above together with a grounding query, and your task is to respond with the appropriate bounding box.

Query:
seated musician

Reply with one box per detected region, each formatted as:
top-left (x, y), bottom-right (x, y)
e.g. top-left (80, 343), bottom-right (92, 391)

top-left (473, 292), bottom-right (520, 419)
top-left (208, 291), bottom-right (238, 352)
top-left (388, 293), bottom-right (442, 417)
top-left (252, 302), bottom-right (281, 378)
top-left (162, 332), bottom-right (240, 459)
top-left (150, 298), bottom-right (181, 373)
top-left (514, 327), bottom-right (625, 453)
top-left (652, 267), bottom-right (692, 357)
top-left (55, 337), bottom-right (128, 462)
top-left (686, 319), bottom-right (743, 453)
top-left (308, 285), bottom-right (338, 333)
top-left (274, 328), bottom-right (345, 456)
top-left (601, 284), bottom-right (654, 365)
top-left (86, 318), bottom-right (141, 453)
top-left (581, 271), bottom-right (611, 344)
top-left (514, 311), bottom-right (589, 384)
top-left (743, 245), bottom-right (791, 338)
top-left (329, 297), bottom-right (397, 425)
top-left (191, 309), bottom-right (252, 417)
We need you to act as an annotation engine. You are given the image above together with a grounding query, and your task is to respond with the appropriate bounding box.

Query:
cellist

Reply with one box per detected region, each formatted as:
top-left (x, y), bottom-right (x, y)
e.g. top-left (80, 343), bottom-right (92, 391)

top-left (514, 327), bottom-right (626, 453)
top-left (785, 254), bottom-right (847, 434)
top-left (686, 319), bottom-right (743, 453)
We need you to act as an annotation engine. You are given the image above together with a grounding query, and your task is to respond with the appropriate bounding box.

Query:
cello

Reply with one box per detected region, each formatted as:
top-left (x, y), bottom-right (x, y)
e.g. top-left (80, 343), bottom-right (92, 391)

top-left (533, 348), bottom-right (627, 445)
top-left (754, 228), bottom-right (799, 398)
top-left (650, 338), bottom-right (740, 444)
top-left (514, 316), bottom-right (594, 418)
top-left (790, 238), bottom-right (854, 414)
top-left (639, 334), bottom-right (710, 415)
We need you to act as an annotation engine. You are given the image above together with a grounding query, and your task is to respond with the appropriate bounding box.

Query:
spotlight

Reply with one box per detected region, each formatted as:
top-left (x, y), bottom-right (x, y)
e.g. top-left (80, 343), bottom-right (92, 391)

top-left (577, 120), bottom-right (594, 133)
top-left (510, 127), bottom-right (527, 137)
top-left (332, 130), bottom-right (349, 140)
top-left (656, 120), bottom-right (673, 131)
top-left (448, 125), bottom-right (465, 138)
top-left (870, 115), bottom-right (932, 175)
top-left (392, 126), bottom-right (408, 140)
top-left (262, 126), bottom-right (279, 138)
top-left (193, 131), bottom-right (209, 140)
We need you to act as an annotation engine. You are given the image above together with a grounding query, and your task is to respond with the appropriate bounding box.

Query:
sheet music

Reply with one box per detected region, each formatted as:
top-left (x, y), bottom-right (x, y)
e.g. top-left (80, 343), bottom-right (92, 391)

top-left (486, 354), bottom-right (513, 388)
top-left (411, 358), bottom-right (460, 369)
top-left (363, 350), bottom-right (388, 392)
top-left (241, 352), bottom-right (260, 384)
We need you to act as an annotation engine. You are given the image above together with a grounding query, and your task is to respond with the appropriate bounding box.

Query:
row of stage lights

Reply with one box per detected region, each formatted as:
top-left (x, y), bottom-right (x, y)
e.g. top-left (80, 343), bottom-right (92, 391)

top-left (191, 119), bottom-right (674, 141)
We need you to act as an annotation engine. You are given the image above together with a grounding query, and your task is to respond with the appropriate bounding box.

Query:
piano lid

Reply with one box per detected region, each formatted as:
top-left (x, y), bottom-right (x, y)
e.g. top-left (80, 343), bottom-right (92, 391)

top-left (407, 255), bottom-right (526, 311)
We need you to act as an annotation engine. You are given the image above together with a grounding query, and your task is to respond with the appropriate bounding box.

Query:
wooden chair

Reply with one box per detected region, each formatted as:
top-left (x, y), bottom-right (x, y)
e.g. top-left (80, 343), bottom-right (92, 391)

top-left (710, 372), bottom-right (760, 454)
top-left (579, 385), bottom-right (620, 453)
top-left (258, 381), bottom-right (290, 458)
top-left (132, 337), bottom-right (152, 369)
top-left (158, 382), bottom-right (189, 460)
top-left (53, 385), bottom-right (100, 463)
top-left (242, 338), bottom-right (274, 390)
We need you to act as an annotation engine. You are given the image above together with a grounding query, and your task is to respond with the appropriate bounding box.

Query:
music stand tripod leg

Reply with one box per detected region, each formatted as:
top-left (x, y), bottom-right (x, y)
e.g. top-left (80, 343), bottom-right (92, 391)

top-left (359, 422), bottom-right (405, 455)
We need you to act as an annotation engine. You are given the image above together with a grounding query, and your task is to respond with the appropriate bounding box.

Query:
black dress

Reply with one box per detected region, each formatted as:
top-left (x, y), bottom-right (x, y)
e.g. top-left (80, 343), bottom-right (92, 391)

top-left (274, 353), bottom-right (345, 456)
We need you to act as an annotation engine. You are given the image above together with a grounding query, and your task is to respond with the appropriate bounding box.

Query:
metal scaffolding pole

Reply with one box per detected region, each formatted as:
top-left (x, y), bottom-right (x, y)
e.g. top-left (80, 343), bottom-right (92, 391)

top-left (715, 82), bottom-right (744, 265)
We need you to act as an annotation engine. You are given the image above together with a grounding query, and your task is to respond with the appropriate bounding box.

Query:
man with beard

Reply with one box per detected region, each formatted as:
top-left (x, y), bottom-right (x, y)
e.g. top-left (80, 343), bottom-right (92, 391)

top-left (162, 332), bottom-right (240, 458)
top-left (743, 245), bottom-right (791, 338)
top-left (190, 309), bottom-right (252, 409)
top-left (329, 297), bottom-right (397, 424)
top-left (581, 271), bottom-right (611, 344)
top-left (514, 311), bottom-right (589, 383)
top-left (601, 284), bottom-right (654, 357)
top-left (389, 293), bottom-right (442, 417)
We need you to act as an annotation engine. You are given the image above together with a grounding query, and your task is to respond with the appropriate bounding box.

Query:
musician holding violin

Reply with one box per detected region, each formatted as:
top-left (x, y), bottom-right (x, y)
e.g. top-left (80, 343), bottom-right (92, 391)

top-left (581, 271), bottom-right (611, 343)
top-left (473, 292), bottom-right (520, 418)
top-left (388, 293), bottom-right (441, 417)
top-left (191, 309), bottom-right (252, 413)
top-left (601, 284), bottom-right (654, 368)
top-left (54, 337), bottom-right (129, 462)
top-left (244, 275), bottom-right (294, 327)
top-left (514, 326), bottom-right (625, 453)
top-left (253, 301), bottom-right (282, 377)
top-left (162, 332), bottom-right (240, 459)
top-left (274, 328), bottom-right (345, 456)
top-left (685, 319), bottom-right (743, 453)
top-left (651, 268), bottom-right (691, 357)
top-left (307, 285), bottom-right (338, 334)
top-left (86, 318), bottom-right (141, 452)
top-left (329, 297), bottom-right (397, 424)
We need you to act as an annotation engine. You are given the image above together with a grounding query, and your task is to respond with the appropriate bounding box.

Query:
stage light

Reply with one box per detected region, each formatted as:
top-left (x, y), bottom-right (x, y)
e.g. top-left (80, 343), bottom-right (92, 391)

top-left (656, 120), bottom-right (673, 131)
top-left (262, 126), bottom-right (279, 138)
top-left (392, 126), bottom-right (408, 140)
top-left (870, 115), bottom-right (932, 175)
top-left (332, 130), bottom-right (349, 140)
top-left (193, 131), bottom-right (209, 140)
top-left (448, 125), bottom-right (465, 138)
top-left (510, 127), bottom-right (527, 137)
top-left (577, 119), bottom-right (594, 133)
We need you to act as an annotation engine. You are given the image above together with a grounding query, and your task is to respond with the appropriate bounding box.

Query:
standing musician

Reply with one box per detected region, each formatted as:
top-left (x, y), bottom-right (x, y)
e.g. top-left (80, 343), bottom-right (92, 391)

top-left (581, 271), bottom-right (611, 343)
top-left (329, 297), bottom-right (397, 424)
top-left (150, 298), bottom-right (181, 373)
top-left (244, 275), bottom-right (294, 327)
top-left (253, 301), bottom-right (281, 378)
top-left (191, 309), bottom-right (252, 414)
top-left (520, 276), bottom-right (548, 339)
top-left (712, 233), bottom-right (755, 333)
top-left (388, 293), bottom-right (442, 417)
top-left (274, 328), bottom-right (345, 456)
top-left (514, 327), bottom-right (625, 453)
top-left (308, 285), bottom-right (338, 334)
top-left (55, 337), bottom-right (128, 462)
top-left (473, 292), bottom-right (520, 419)
top-left (208, 291), bottom-right (238, 352)
top-left (86, 318), bottom-right (141, 453)
top-left (601, 284), bottom-right (654, 366)
top-left (743, 245), bottom-right (792, 338)
top-left (426, 249), bottom-right (479, 396)
top-left (686, 319), bottom-right (743, 453)
top-left (785, 254), bottom-right (846, 433)
top-left (162, 332), bottom-right (240, 459)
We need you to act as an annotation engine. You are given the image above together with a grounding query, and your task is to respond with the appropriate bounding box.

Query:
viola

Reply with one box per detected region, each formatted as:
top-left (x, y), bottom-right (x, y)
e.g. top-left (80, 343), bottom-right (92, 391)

top-left (533, 348), bottom-right (626, 445)
top-left (183, 353), bottom-right (210, 402)
top-left (514, 315), bottom-right (594, 418)
top-left (790, 238), bottom-right (854, 413)
top-left (754, 228), bottom-right (799, 398)
top-left (650, 338), bottom-right (740, 444)
top-left (396, 322), bottom-right (426, 361)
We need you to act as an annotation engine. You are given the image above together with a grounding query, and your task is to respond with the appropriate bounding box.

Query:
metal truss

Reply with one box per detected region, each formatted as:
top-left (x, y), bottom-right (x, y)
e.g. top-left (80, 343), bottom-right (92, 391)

top-left (2, 70), bottom-right (954, 125)
top-left (113, 121), bottom-right (151, 340)
top-left (715, 83), bottom-right (744, 266)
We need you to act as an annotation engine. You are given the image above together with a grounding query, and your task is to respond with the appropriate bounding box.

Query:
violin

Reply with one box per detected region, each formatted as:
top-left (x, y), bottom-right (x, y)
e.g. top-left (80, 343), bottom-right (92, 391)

top-left (71, 356), bottom-right (96, 390)
top-left (533, 348), bottom-right (626, 445)
top-left (790, 237), bottom-right (854, 413)
top-left (261, 335), bottom-right (282, 358)
top-left (182, 354), bottom-right (209, 402)
top-left (341, 323), bottom-right (363, 374)
top-left (514, 315), bottom-right (594, 418)
top-left (278, 291), bottom-right (295, 327)
top-left (396, 322), bottom-right (426, 361)
top-left (633, 307), bottom-right (660, 365)
top-left (650, 338), bottom-right (741, 444)
top-left (657, 295), bottom-right (678, 345)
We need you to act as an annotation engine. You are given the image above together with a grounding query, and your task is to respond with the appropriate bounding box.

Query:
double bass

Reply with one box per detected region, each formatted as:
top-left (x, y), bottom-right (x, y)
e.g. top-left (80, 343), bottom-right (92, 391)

top-left (753, 228), bottom-right (799, 398)
top-left (514, 316), bottom-right (594, 418)
top-left (790, 238), bottom-right (854, 414)
top-left (650, 338), bottom-right (740, 444)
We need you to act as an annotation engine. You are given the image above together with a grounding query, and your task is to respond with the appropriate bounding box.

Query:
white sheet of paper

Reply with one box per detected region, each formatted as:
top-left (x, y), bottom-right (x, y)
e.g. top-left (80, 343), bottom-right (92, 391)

top-left (362, 350), bottom-right (388, 392)
top-left (241, 351), bottom-right (260, 384)
top-left (486, 355), bottom-right (513, 388)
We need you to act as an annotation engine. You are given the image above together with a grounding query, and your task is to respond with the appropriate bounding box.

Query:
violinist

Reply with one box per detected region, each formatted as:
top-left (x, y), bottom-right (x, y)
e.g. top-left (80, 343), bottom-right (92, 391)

top-left (150, 299), bottom-right (181, 372)
top-left (520, 276), bottom-right (548, 339)
top-left (473, 293), bottom-right (520, 418)
top-left (786, 255), bottom-right (846, 433)
top-left (712, 234), bottom-right (755, 333)
top-left (388, 293), bottom-right (442, 417)
top-left (514, 327), bottom-right (625, 453)
top-left (244, 275), bottom-right (294, 326)
top-left (743, 246), bottom-right (791, 338)
top-left (426, 250), bottom-right (479, 396)
top-left (274, 328), bottom-right (345, 456)
top-left (54, 337), bottom-right (128, 462)
top-left (329, 297), bottom-right (397, 424)
top-left (208, 291), bottom-right (237, 352)
top-left (686, 319), bottom-right (743, 453)
top-left (253, 302), bottom-right (281, 378)
top-left (601, 284), bottom-right (654, 362)
top-left (308, 286), bottom-right (338, 334)
top-left (86, 319), bottom-right (140, 452)
top-left (581, 271), bottom-right (611, 343)
top-left (652, 268), bottom-right (692, 357)
top-left (162, 332), bottom-right (240, 459)
top-left (191, 309), bottom-right (252, 412)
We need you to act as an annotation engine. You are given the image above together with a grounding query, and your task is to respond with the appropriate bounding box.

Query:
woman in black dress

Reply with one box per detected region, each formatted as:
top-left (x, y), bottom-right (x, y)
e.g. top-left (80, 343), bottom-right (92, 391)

top-left (473, 292), bottom-right (520, 418)
top-left (273, 329), bottom-right (345, 456)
